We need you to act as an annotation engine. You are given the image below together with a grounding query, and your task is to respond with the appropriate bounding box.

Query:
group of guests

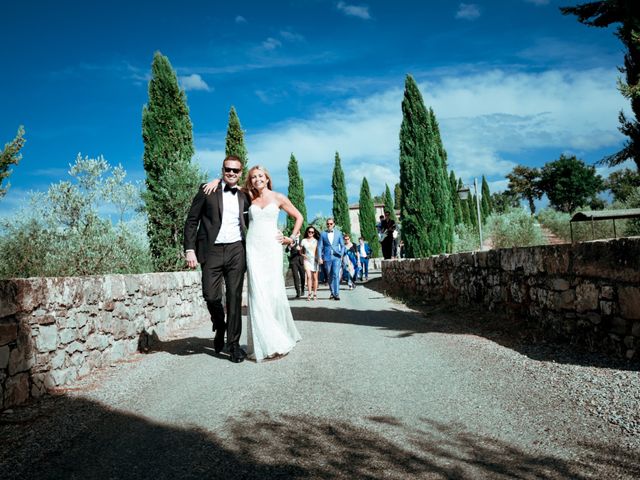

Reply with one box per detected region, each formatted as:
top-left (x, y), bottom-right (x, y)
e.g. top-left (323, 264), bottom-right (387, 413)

top-left (287, 220), bottom-right (373, 301)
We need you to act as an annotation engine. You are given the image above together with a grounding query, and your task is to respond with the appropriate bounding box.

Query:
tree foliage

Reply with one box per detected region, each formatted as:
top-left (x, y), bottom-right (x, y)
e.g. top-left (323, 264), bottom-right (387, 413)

top-left (0, 155), bottom-right (151, 278)
top-left (491, 190), bottom-right (520, 214)
top-left (427, 108), bottom-right (455, 252)
top-left (331, 151), bottom-right (351, 235)
top-left (358, 177), bottom-right (381, 257)
top-left (539, 154), bottom-right (604, 213)
top-left (383, 184), bottom-right (397, 222)
top-left (225, 106), bottom-right (249, 181)
top-left (399, 75), bottom-right (434, 258)
top-left (480, 175), bottom-right (492, 220)
top-left (561, 1), bottom-right (640, 170)
top-left (0, 126), bottom-right (26, 199)
top-left (285, 153), bottom-right (307, 236)
top-left (449, 171), bottom-right (463, 225)
top-left (393, 183), bottom-right (402, 210)
top-left (142, 51), bottom-right (204, 271)
top-left (506, 165), bottom-right (543, 214)
top-left (604, 167), bottom-right (640, 202)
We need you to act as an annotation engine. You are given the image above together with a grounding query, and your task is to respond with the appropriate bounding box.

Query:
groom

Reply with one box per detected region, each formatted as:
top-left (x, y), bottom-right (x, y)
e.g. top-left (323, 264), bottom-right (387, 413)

top-left (184, 156), bottom-right (251, 363)
top-left (318, 218), bottom-right (345, 301)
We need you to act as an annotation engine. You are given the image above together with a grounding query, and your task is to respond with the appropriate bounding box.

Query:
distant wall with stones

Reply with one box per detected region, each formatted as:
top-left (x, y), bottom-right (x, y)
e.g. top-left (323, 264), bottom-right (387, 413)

top-left (382, 238), bottom-right (640, 360)
top-left (0, 272), bottom-right (207, 411)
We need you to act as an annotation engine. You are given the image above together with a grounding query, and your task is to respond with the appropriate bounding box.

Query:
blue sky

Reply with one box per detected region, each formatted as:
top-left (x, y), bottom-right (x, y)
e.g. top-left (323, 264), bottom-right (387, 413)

top-left (1, 0), bottom-right (632, 221)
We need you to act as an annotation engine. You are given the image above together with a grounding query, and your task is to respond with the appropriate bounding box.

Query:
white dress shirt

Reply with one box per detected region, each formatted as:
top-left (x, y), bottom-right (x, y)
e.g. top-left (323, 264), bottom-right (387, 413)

top-left (215, 182), bottom-right (242, 244)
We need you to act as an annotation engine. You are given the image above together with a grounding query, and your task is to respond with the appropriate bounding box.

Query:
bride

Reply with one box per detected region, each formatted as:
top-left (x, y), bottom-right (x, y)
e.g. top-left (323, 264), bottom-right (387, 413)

top-left (204, 165), bottom-right (303, 362)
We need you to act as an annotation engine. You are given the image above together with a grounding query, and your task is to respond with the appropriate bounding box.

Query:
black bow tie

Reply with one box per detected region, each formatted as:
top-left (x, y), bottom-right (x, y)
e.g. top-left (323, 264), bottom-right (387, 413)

top-left (224, 184), bottom-right (238, 195)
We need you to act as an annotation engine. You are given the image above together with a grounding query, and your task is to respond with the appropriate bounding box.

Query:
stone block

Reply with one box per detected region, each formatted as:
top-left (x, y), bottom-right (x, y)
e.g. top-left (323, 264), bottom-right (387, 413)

top-left (576, 283), bottom-right (599, 313)
top-left (550, 278), bottom-right (570, 291)
top-left (632, 321), bottom-right (640, 337)
top-left (36, 314), bottom-right (56, 325)
top-left (86, 334), bottom-right (110, 351)
top-left (50, 350), bottom-right (66, 370)
top-left (0, 323), bottom-right (18, 346)
top-left (0, 281), bottom-right (19, 318)
top-left (557, 290), bottom-right (575, 310)
top-left (59, 328), bottom-right (77, 345)
top-left (619, 286), bottom-right (640, 320)
top-left (600, 285), bottom-right (614, 300)
top-left (0, 345), bottom-right (9, 369)
top-left (624, 336), bottom-right (635, 349)
top-left (9, 346), bottom-right (35, 375)
top-left (65, 341), bottom-right (84, 354)
top-left (610, 317), bottom-right (628, 336)
top-left (35, 325), bottom-right (58, 352)
top-left (600, 301), bottom-right (615, 316)
top-left (586, 313), bottom-right (601, 325)
top-left (5, 372), bottom-right (29, 407)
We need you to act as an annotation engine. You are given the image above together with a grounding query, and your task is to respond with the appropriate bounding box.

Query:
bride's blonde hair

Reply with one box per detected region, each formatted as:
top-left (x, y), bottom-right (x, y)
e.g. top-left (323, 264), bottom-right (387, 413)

top-left (244, 165), bottom-right (273, 199)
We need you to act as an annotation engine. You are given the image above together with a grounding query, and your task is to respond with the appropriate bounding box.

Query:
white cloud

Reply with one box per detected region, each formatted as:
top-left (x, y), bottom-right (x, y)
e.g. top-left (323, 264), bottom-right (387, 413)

top-left (337, 1), bottom-right (371, 20)
top-left (235, 15), bottom-right (247, 24)
top-left (179, 74), bottom-right (211, 91)
top-left (524, 0), bottom-right (550, 5)
top-left (456, 3), bottom-right (481, 20)
top-left (280, 30), bottom-right (305, 42)
top-left (195, 67), bottom-right (625, 211)
top-left (262, 37), bottom-right (282, 51)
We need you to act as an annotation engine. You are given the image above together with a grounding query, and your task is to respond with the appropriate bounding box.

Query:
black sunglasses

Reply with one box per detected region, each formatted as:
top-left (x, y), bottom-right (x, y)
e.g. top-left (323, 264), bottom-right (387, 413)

top-left (224, 167), bottom-right (241, 173)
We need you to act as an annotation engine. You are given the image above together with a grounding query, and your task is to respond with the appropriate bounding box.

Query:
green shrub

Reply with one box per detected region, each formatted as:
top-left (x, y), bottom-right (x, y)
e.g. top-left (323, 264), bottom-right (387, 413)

top-left (452, 223), bottom-right (480, 253)
top-left (0, 155), bottom-right (153, 278)
top-left (624, 187), bottom-right (640, 236)
top-left (486, 208), bottom-right (545, 248)
top-left (537, 206), bottom-right (630, 242)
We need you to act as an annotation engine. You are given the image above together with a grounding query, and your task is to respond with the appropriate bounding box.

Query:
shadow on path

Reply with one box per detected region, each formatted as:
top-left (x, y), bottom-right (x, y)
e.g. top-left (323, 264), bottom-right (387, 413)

top-left (2, 394), bottom-right (637, 479)
top-left (290, 278), bottom-right (640, 371)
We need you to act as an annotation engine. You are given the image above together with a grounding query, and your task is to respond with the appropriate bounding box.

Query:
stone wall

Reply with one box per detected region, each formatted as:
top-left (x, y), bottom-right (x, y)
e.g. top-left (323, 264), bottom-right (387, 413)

top-left (382, 237), bottom-right (640, 359)
top-left (0, 272), bottom-right (207, 411)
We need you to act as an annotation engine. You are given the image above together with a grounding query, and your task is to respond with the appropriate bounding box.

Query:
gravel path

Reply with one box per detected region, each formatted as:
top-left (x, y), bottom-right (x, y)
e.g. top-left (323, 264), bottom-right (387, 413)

top-left (2, 271), bottom-right (639, 479)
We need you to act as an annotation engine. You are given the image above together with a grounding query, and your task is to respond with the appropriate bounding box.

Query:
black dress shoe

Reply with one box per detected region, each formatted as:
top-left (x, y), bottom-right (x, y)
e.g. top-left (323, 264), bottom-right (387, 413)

top-left (334, 296), bottom-right (341, 301)
top-left (213, 332), bottom-right (225, 354)
top-left (229, 346), bottom-right (247, 363)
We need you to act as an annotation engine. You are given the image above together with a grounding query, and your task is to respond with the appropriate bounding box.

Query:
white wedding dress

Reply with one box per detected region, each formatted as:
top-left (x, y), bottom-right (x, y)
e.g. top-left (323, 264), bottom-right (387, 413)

top-left (246, 202), bottom-right (302, 361)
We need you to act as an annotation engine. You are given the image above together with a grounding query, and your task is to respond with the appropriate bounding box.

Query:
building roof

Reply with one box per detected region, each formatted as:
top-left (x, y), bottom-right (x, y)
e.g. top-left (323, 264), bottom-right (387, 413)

top-left (570, 208), bottom-right (640, 223)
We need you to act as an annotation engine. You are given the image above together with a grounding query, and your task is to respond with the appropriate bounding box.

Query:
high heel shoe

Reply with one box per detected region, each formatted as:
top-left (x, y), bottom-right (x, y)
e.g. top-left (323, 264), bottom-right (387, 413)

top-left (313, 293), bottom-right (317, 300)
top-left (307, 293), bottom-right (311, 301)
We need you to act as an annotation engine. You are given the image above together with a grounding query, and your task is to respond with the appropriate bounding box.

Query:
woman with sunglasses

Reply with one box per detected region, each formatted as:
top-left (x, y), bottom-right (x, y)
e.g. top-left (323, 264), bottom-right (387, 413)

top-left (300, 225), bottom-right (320, 301)
top-left (202, 166), bottom-right (303, 362)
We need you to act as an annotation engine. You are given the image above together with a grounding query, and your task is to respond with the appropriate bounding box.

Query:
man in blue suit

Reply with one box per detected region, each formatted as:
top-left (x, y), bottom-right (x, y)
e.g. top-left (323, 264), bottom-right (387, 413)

top-left (318, 217), bottom-right (345, 300)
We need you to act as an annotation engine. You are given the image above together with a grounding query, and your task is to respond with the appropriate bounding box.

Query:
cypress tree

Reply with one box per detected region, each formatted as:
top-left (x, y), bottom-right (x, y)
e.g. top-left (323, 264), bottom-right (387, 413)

top-left (331, 151), bottom-right (351, 235)
top-left (358, 177), bottom-right (381, 257)
top-left (142, 51), bottom-right (204, 271)
top-left (225, 106), bottom-right (248, 181)
top-left (449, 170), bottom-right (463, 225)
top-left (469, 193), bottom-right (478, 228)
top-left (399, 75), bottom-right (433, 258)
top-left (0, 126), bottom-right (25, 199)
top-left (481, 175), bottom-right (492, 220)
top-left (383, 184), bottom-right (397, 222)
top-left (427, 108), bottom-right (455, 253)
top-left (393, 183), bottom-right (402, 210)
top-left (285, 153), bottom-right (307, 236)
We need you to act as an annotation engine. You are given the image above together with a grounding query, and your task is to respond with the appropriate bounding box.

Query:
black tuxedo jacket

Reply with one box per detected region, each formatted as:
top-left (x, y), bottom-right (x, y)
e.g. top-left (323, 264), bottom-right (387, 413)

top-left (183, 184), bottom-right (251, 264)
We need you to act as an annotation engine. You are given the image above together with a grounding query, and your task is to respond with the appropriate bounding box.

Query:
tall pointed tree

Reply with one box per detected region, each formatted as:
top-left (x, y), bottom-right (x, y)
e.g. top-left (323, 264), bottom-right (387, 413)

top-left (561, 1), bottom-right (640, 170)
top-left (225, 106), bottom-right (248, 180)
top-left (142, 51), bottom-right (204, 271)
top-left (428, 107), bottom-right (455, 252)
top-left (0, 126), bottom-right (25, 199)
top-left (331, 151), bottom-right (351, 234)
top-left (285, 153), bottom-right (307, 236)
top-left (480, 175), bottom-right (492, 220)
top-left (393, 183), bottom-right (402, 210)
top-left (383, 184), bottom-right (397, 222)
top-left (468, 192), bottom-right (478, 228)
top-left (399, 75), bottom-right (433, 258)
top-left (449, 170), bottom-right (463, 225)
top-left (358, 177), bottom-right (381, 257)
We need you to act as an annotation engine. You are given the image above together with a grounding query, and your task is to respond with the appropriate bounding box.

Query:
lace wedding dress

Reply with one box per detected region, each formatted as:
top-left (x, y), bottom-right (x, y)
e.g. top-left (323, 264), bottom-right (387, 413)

top-left (246, 202), bottom-right (302, 361)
